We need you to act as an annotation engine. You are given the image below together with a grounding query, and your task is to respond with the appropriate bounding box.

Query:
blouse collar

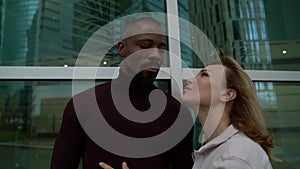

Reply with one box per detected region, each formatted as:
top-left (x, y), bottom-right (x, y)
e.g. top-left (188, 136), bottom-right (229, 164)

top-left (195, 124), bottom-right (239, 153)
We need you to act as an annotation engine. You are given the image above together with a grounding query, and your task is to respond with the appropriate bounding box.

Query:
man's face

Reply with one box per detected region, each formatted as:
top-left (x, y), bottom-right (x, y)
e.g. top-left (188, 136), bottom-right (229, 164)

top-left (118, 20), bottom-right (167, 84)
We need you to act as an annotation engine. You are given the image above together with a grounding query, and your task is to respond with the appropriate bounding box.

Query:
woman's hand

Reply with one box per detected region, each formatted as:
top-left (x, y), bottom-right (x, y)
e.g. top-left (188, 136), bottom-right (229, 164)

top-left (99, 162), bottom-right (129, 169)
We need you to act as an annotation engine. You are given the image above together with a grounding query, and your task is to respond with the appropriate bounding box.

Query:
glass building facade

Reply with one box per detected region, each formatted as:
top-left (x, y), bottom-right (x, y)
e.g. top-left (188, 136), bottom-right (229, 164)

top-left (0, 0), bottom-right (299, 168)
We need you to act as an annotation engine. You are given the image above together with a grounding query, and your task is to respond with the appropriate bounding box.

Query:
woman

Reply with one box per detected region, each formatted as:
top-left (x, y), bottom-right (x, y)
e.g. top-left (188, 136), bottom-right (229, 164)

top-left (100, 57), bottom-right (274, 169)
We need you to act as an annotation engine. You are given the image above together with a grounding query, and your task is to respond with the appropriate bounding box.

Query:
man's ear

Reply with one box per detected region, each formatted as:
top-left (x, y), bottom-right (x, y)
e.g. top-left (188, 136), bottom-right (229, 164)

top-left (118, 41), bottom-right (126, 57)
top-left (220, 89), bottom-right (236, 102)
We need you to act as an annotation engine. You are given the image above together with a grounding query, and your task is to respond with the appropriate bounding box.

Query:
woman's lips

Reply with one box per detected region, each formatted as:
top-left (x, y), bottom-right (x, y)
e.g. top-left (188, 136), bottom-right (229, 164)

top-left (183, 87), bottom-right (191, 94)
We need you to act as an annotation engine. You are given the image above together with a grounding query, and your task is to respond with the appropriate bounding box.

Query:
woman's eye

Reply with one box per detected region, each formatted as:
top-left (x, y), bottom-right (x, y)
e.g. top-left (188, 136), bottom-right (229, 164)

top-left (201, 72), bottom-right (209, 77)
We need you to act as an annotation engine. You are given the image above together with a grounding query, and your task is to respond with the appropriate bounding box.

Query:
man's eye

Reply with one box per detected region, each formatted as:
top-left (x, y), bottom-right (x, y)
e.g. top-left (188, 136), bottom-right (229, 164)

top-left (140, 44), bottom-right (151, 49)
top-left (158, 44), bottom-right (167, 50)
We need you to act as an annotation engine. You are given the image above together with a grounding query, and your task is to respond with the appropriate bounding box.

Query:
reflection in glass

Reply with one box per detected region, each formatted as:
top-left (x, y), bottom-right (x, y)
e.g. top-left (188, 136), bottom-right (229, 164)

top-left (0, 81), bottom-right (71, 168)
top-left (259, 82), bottom-right (300, 168)
top-left (0, 0), bottom-right (166, 67)
top-left (181, 0), bottom-right (300, 70)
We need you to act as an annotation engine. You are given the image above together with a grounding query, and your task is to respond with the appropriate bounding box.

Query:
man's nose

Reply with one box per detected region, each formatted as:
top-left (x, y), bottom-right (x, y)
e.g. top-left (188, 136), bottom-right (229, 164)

top-left (147, 48), bottom-right (164, 63)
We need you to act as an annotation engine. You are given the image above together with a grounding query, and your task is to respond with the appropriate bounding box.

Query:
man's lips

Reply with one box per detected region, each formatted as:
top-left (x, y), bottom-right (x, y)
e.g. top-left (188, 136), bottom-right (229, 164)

top-left (145, 68), bottom-right (159, 73)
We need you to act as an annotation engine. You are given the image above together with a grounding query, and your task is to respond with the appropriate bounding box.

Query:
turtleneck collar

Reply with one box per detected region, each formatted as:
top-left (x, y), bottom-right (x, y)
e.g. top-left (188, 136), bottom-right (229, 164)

top-left (111, 69), bottom-right (158, 95)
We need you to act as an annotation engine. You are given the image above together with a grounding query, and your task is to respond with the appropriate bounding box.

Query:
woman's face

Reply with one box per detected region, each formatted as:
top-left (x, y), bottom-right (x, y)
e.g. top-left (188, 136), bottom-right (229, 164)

top-left (182, 64), bottom-right (227, 110)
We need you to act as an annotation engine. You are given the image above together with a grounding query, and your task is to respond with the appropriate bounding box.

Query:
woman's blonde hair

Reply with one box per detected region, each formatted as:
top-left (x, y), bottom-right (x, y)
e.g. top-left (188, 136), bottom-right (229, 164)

top-left (217, 57), bottom-right (274, 160)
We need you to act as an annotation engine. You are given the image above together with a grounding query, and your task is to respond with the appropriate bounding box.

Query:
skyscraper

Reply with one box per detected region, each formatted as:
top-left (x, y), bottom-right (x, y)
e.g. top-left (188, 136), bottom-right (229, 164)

top-left (0, 0), bottom-right (39, 66)
top-left (189, 0), bottom-right (272, 69)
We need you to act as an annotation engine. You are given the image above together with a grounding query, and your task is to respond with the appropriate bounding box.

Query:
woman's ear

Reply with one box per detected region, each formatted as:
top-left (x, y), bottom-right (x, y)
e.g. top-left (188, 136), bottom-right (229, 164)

top-left (118, 41), bottom-right (126, 57)
top-left (220, 89), bottom-right (236, 102)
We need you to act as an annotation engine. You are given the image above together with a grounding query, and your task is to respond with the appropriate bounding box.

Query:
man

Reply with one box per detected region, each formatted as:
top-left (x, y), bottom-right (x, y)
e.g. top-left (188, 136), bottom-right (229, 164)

top-left (50, 17), bottom-right (194, 169)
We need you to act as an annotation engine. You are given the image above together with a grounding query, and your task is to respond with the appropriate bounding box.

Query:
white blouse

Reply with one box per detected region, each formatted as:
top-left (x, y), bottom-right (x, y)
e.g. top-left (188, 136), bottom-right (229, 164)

top-left (192, 125), bottom-right (273, 169)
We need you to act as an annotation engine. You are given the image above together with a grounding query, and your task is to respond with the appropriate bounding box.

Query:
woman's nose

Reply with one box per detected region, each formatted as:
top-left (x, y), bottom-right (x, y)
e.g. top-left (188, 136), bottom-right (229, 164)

top-left (187, 77), bottom-right (194, 84)
top-left (184, 78), bottom-right (194, 87)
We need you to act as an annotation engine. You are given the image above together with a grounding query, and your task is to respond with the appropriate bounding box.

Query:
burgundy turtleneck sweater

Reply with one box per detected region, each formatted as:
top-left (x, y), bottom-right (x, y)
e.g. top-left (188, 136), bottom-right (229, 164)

top-left (50, 71), bottom-right (194, 169)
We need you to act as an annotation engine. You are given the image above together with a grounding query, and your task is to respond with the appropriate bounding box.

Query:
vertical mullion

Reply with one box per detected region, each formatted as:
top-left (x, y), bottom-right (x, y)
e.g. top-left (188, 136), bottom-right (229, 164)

top-left (166, 0), bottom-right (183, 101)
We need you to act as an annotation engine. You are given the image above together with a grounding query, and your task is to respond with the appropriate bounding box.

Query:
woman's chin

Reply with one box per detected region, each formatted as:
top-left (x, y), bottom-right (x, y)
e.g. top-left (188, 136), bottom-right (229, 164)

top-left (181, 97), bottom-right (191, 108)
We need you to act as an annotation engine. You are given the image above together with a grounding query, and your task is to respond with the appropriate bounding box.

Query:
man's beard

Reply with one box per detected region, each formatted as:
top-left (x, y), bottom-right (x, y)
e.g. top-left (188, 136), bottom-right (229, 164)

top-left (130, 60), bottom-right (160, 85)
top-left (132, 70), bottom-right (158, 85)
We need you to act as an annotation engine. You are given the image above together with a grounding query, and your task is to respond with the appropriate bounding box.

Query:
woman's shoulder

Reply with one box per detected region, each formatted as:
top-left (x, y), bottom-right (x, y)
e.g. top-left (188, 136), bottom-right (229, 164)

top-left (222, 131), bottom-right (272, 168)
top-left (227, 131), bottom-right (262, 152)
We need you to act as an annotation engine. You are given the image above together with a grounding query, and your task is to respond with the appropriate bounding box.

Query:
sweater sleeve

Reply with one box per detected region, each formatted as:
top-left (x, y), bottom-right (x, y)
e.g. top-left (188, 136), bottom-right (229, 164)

top-left (50, 99), bottom-right (85, 169)
top-left (169, 104), bottom-right (194, 169)
top-left (170, 126), bottom-right (194, 169)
